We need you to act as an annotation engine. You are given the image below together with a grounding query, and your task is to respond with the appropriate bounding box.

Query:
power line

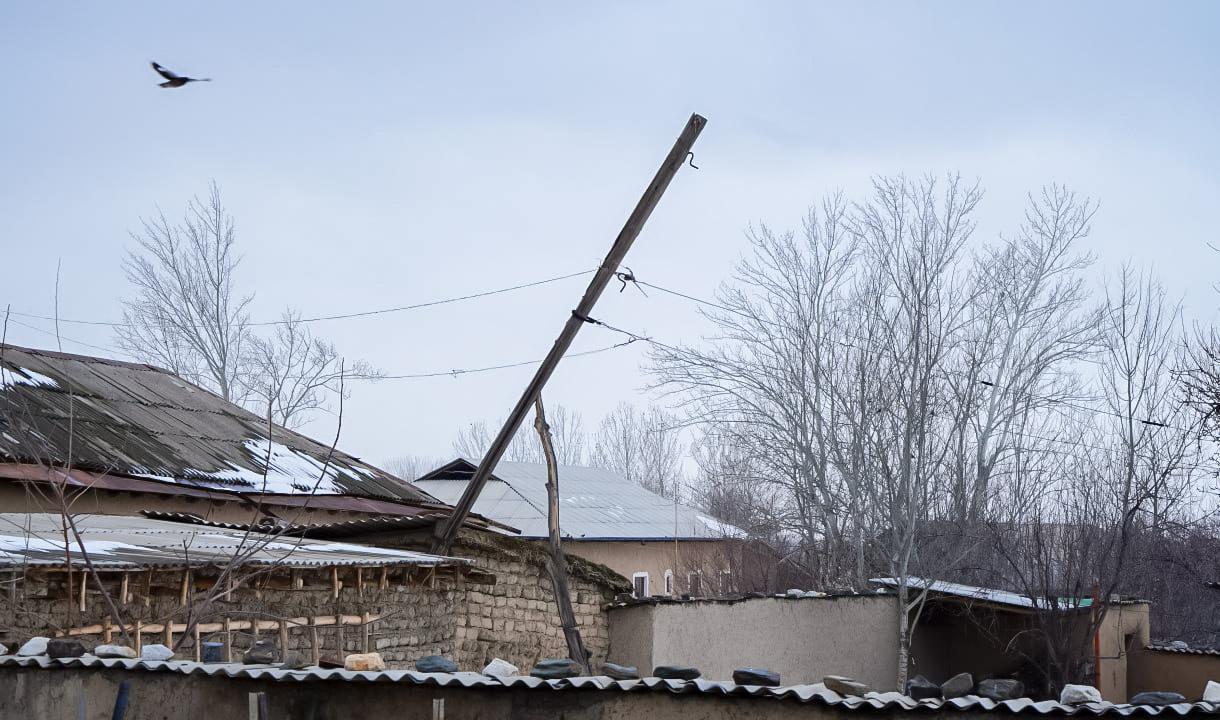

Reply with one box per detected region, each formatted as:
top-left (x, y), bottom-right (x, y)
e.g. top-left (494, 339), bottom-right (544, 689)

top-left (583, 311), bottom-right (1197, 436)
top-left (623, 275), bottom-right (1193, 434)
top-left (2, 268), bottom-right (594, 328)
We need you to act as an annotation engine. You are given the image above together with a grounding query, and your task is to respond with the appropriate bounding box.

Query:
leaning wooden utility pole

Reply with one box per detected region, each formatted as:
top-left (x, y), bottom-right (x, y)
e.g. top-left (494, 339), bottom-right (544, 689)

top-left (533, 395), bottom-right (589, 671)
top-left (431, 113), bottom-right (707, 554)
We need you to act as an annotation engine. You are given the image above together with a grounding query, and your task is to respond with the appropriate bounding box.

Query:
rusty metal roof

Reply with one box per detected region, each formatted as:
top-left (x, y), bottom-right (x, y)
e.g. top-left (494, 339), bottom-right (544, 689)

top-left (0, 512), bottom-right (470, 570)
top-left (0, 344), bottom-right (430, 503)
top-left (0, 656), bottom-right (1217, 715)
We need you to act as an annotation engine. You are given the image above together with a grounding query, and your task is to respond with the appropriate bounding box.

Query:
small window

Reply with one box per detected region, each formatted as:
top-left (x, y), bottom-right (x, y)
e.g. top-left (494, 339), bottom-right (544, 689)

top-left (719, 569), bottom-right (732, 594)
top-left (664, 570), bottom-right (674, 596)
top-left (632, 572), bottom-right (650, 598)
top-left (688, 571), bottom-right (703, 597)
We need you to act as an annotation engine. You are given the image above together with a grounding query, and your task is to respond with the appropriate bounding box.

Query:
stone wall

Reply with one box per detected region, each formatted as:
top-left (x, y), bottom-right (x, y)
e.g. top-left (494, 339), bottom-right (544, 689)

top-left (0, 532), bottom-right (625, 672)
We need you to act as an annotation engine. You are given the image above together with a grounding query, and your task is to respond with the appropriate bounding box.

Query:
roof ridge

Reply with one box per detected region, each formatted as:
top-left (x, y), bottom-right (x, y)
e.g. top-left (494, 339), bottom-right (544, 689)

top-left (0, 342), bottom-right (172, 374)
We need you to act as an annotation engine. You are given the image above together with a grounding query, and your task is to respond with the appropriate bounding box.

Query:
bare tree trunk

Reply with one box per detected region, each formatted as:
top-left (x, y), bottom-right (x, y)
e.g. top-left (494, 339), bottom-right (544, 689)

top-left (533, 396), bottom-right (590, 672)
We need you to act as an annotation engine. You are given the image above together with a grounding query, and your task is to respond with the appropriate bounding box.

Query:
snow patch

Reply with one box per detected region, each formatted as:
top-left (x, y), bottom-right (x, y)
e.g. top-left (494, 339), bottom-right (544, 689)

top-left (1, 366), bottom-right (59, 390)
top-left (695, 514), bottom-right (747, 538)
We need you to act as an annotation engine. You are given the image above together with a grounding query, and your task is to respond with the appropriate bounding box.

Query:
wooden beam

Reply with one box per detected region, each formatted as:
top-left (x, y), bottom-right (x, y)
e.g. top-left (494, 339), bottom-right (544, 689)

top-left (308, 618), bottom-right (319, 666)
top-left (223, 617), bottom-right (232, 662)
top-left (430, 112), bottom-right (708, 554)
top-left (193, 623), bottom-right (202, 663)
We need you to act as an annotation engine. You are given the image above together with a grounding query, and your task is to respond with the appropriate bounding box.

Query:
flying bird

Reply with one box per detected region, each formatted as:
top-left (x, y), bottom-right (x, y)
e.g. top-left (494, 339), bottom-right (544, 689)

top-left (150, 61), bottom-right (211, 88)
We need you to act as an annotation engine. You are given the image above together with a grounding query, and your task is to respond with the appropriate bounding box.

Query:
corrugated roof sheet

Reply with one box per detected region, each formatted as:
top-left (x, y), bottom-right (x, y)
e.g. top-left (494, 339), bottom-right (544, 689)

top-left (1146, 644), bottom-right (1220, 657)
top-left (414, 458), bottom-right (746, 541)
top-left (0, 513), bottom-right (470, 570)
top-left (0, 344), bottom-right (430, 503)
top-left (0, 656), bottom-right (1216, 715)
top-left (871, 577), bottom-right (1102, 610)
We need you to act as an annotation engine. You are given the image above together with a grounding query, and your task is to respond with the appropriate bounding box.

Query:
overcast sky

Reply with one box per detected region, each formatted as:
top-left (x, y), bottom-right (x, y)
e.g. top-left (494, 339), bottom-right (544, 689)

top-left (2, 2), bottom-right (1219, 471)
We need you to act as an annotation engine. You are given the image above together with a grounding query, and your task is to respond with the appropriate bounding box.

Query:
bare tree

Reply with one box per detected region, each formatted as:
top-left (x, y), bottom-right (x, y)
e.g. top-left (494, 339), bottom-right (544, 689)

top-left (117, 182), bottom-right (376, 429)
top-left (648, 175), bottom-right (1119, 688)
top-left (117, 181), bottom-right (252, 402)
top-left (383, 454), bottom-right (448, 482)
top-left (589, 402), bottom-right (684, 499)
top-left (452, 404), bottom-right (587, 465)
top-left (247, 310), bottom-right (380, 429)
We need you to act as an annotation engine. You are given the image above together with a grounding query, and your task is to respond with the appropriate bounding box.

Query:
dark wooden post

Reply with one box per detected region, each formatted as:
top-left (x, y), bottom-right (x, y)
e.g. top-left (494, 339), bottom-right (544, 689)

top-left (533, 396), bottom-right (590, 672)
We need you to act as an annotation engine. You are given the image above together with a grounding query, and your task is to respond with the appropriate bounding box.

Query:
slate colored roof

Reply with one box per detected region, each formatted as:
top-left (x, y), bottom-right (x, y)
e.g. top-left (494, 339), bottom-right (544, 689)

top-left (0, 344), bottom-right (430, 503)
top-left (1, 656), bottom-right (1218, 715)
top-left (0, 512), bottom-right (470, 570)
top-left (414, 458), bottom-right (746, 541)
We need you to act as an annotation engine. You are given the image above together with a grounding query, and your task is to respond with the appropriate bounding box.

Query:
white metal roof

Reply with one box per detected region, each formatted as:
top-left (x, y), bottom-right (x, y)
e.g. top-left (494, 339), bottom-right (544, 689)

top-left (414, 458), bottom-right (746, 541)
top-left (870, 577), bottom-right (1096, 610)
top-left (0, 513), bottom-right (470, 570)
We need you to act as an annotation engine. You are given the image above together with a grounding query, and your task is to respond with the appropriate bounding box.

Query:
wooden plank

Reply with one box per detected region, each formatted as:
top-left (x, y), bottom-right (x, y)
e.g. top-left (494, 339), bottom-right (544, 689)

top-left (223, 617), bottom-right (232, 662)
top-left (308, 618), bottom-right (319, 666)
top-left (193, 623), bottom-right (202, 663)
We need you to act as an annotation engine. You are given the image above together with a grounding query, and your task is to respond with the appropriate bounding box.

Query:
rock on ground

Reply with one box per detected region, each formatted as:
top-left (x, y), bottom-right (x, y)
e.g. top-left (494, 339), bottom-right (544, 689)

top-left (415, 655), bottom-right (459, 673)
top-left (141, 644), bottom-right (175, 661)
top-left (344, 653), bottom-right (386, 672)
top-left (978, 678), bottom-right (1025, 701)
top-left (824, 675), bottom-right (871, 696)
top-left (93, 645), bottom-right (137, 659)
top-left (654, 665), bottom-right (702, 681)
top-left (1060, 684), bottom-right (1102, 704)
top-left (941, 673), bottom-right (975, 699)
top-left (1130, 692), bottom-right (1186, 706)
top-left (733, 668), bottom-right (781, 687)
top-left (483, 658), bottom-right (520, 676)
top-left (47, 639), bottom-right (87, 659)
top-left (17, 637), bottom-right (49, 656)
top-left (907, 675), bottom-right (941, 700)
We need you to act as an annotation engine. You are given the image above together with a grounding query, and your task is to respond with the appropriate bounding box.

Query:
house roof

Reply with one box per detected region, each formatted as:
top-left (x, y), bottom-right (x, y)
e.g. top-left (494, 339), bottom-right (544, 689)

top-left (0, 344), bottom-right (431, 504)
top-left (0, 512), bottom-right (471, 571)
top-left (414, 457), bottom-right (746, 541)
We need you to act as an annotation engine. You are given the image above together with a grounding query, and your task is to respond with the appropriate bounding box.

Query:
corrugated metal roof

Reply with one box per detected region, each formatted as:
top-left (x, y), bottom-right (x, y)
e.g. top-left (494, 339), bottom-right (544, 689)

top-left (0, 513), bottom-right (470, 570)
top-left (1146, 644), bottom-right (1220, 657)
top-left (0, 656), bottom-right (1216, 715)
top-left (871, 577), bottom-right (1101, 610)
top-left (0, 344), bottom-right (430, 503)
top-left (414, 458), bottom-right (746, 541)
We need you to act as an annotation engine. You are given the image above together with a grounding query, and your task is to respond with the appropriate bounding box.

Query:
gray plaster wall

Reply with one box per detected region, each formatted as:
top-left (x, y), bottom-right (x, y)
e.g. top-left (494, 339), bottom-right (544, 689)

top-left (608, 595), bottom-right (899, 689)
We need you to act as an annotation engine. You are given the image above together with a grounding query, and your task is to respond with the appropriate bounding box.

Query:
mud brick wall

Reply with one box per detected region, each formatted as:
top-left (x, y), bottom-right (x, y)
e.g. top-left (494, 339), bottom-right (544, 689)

top-left (0, 532), bottom-right (626, 672)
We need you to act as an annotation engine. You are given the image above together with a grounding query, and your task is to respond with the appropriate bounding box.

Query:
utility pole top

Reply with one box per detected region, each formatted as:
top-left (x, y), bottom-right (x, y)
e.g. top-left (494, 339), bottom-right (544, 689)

top-left (430, 113), bottom-right (707, 555)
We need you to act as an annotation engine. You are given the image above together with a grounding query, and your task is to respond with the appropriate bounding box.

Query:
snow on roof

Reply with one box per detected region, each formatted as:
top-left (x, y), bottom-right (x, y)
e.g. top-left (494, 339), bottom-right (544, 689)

top-left (0, 513), bottom-right (470, 570)
top-left (415, 458), bottom-right (747, 541)
top-left (870, 576), bottom-right (1095, 610)
top-left (0, 343), bottom-right (429, 503)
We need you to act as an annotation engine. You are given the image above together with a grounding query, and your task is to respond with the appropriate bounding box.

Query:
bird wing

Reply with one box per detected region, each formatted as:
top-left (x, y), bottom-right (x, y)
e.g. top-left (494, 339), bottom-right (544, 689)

top-left (150, 62), bottom-right (180, 81)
